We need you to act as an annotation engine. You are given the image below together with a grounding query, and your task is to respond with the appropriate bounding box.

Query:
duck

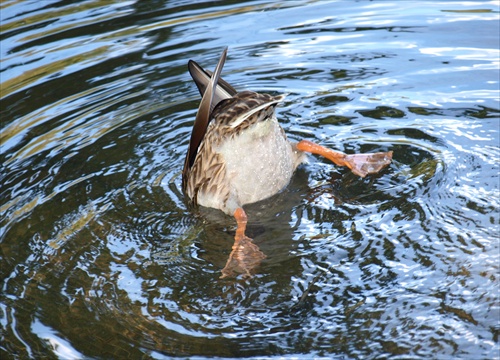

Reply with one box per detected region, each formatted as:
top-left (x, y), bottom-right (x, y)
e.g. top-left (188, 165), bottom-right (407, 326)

top-left (182, 48), bottom-right (392, 278)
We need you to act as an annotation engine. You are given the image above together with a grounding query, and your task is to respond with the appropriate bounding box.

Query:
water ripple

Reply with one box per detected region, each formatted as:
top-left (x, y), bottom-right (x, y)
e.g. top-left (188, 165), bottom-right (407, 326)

top-left (1, 0), bottom-right (499, 358)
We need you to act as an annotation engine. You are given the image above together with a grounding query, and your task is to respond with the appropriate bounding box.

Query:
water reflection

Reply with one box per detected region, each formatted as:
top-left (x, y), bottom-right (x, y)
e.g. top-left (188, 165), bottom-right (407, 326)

top-left (1, 0), bottom-right (499, 358)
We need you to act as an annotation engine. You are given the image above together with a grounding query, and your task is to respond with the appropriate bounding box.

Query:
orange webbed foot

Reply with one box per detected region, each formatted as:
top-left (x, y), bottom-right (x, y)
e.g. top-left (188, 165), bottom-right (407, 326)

top-left (220, 208), bottom-right (266, 278)
top-left (297, 139), bottom-right (392, 177)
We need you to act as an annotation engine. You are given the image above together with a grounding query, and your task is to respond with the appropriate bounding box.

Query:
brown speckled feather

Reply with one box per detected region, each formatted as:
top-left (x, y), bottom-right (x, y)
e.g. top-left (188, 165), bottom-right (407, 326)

top-left (210, 91), bottom-right (285, 137)
top-left (182, 47), bottom-right (228, 191)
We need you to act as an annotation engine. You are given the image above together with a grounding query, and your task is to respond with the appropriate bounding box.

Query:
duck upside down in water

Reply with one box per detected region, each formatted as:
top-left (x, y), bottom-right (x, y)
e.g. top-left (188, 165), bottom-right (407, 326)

top-left (182, 48), bottom-right (393, 278)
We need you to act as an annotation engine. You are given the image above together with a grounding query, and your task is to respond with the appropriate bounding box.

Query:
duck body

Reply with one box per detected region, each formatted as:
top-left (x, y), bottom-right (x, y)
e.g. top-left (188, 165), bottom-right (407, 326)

top-left (183, 86), bottom-right (305, 215)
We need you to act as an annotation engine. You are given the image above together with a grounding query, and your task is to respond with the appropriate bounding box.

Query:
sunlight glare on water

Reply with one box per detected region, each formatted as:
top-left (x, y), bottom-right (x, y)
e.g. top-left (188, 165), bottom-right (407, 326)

top-left (1, 0), bottom-right (499, 358)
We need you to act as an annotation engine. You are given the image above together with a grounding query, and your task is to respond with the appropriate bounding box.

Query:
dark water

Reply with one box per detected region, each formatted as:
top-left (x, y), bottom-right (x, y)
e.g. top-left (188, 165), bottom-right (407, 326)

top-left (1, 1), bottom-right (499, 358)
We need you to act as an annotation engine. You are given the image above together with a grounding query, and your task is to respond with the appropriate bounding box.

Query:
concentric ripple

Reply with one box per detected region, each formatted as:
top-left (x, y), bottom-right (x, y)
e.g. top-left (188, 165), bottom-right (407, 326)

top-left (1, 1), bottom-right (499, 358)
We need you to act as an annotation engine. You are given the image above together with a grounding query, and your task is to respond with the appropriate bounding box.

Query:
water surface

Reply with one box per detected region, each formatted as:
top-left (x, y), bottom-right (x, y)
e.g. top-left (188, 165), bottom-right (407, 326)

top-left (1, 0), bottom-right (499, 358)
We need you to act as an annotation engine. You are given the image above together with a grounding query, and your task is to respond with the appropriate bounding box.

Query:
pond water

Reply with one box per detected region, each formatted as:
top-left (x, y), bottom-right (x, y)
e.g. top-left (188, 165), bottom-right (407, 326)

top-left (1, 0), bottom-right (499, 358)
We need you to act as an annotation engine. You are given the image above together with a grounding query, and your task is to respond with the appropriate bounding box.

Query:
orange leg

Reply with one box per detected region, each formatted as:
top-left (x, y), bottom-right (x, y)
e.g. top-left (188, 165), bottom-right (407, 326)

top-left (221, 207), bottom-right (266, 278)
top-left (297, 139), bottom-right (393, 177)
top-left (234, 207), bottom-right (248, 241)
